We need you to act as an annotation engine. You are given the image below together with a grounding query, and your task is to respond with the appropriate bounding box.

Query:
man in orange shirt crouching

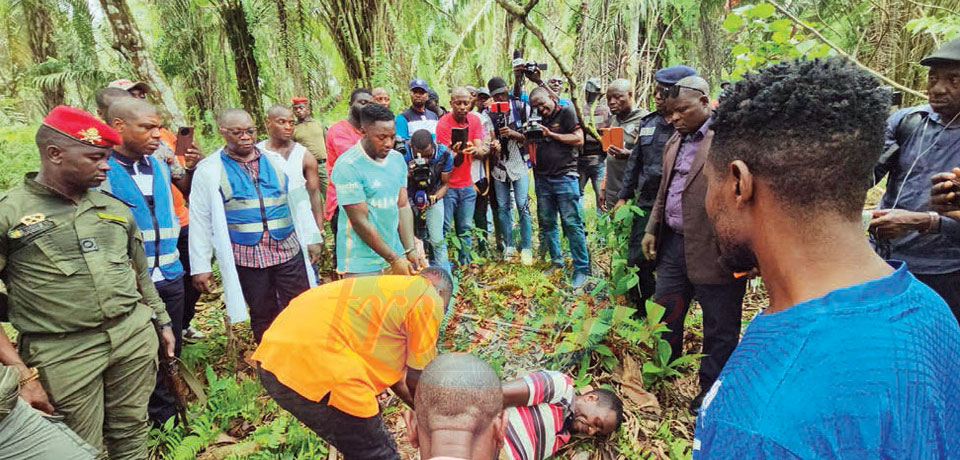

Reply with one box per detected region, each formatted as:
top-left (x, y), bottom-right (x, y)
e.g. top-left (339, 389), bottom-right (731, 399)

top-left (252, 267), bottom-right (453, 460)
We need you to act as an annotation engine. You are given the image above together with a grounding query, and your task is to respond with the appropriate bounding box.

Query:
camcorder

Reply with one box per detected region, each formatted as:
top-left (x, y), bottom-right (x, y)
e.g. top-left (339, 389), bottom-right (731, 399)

top-left (522, 111), bottom-right (546, 144)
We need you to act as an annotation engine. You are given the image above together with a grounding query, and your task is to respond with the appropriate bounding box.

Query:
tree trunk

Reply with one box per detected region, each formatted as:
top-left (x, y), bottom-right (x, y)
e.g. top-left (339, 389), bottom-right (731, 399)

top-left (97, 0), bottom-right (185, 126)
top-left (316, 0), bottom-right (382, 88)
top-left (217, 0), bottom-right (264, 127)
top-left (22, 0), bottom-right (64, 111)
top-left (275, 0), bottom-right (306, 98)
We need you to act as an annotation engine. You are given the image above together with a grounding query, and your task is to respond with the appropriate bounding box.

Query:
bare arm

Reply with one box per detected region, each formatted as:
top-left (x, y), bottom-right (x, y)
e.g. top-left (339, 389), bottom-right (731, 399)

top-left (342, 202), bottom-right (400, 263)
top-left (502, 376), bottom-right (531, 408)
top-left (433, 172), bottom-right (451, 201)
top-left (397, 188), bottom-right (416, 252)
top-left (547, 127), bottom-right (584, 147)
top-left (302, 151), bottom-right (325, 232)
top-left (171, 145), bottom-right (202, 197)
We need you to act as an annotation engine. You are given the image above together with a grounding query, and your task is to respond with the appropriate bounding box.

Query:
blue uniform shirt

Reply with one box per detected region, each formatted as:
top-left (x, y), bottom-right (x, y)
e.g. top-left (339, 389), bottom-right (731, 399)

top-left (694, 261), bottom-right (960, 459)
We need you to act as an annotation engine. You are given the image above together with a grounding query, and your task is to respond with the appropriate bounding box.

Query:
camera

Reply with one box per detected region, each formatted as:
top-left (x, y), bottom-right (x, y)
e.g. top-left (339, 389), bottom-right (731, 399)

top-left (393, 135), bottom-right (407, 153)
top-left (522, 111), bottom-right (545, 144)
top-left (524, 61), bottom-right (548, 73)
top-left (408, 154), bottom-right (433, 238)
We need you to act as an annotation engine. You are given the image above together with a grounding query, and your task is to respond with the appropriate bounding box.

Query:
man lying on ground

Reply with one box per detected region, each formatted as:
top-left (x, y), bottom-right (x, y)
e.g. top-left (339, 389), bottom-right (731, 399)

top-left (405, 353), bottom-right (505, 460)
top-left (501, 370), bottom-right (623, 460)
top-left (252, 268), bottom-right (453, 460)
top-left (694, 57), bottom-right (960, 458)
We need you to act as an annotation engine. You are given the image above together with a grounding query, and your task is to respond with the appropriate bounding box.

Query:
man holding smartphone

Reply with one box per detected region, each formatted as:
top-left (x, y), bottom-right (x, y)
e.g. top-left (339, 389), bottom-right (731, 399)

top-left (436, 87), bottom-right (488, 267)
top-left (528, 86), bottom-right (591, 289)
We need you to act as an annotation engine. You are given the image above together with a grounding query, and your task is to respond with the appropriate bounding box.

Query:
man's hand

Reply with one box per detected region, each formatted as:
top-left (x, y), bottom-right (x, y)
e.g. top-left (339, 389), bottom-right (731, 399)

top-left (19, 379), bottom-right (55, 414)
top-left (160, 325), bottom-right (176, 358)
top-left (183, 143), bottom-right (202, 170)
top-left (540, 125), bottom-right (555, 141)
top-left (597, 192), bottom-right (606, 211)
top-left (931, 168), bottom-right (960, 214)
top-left (607, 145), bottom-right (631, 160)
top-left (869, 209), bottom-right (933, 240)
top-left (389, 257), bottom-right (412, 276)
top-left (192, 272), bottom-right (214, 294)
top-left (525, 67), bottom-right (543, 85)
top-left (462, 142), bottom-right (477, 156)
top-left (307, 243), bottom-right (324, 263)
top-left (407, 250), bottom-right (427, 273)
top-left (499, 126), bottom-right (521, 141)
top-left (612, 199), bottom-right (627, 213)
top-left (641, 233), bottom-right (656, 261)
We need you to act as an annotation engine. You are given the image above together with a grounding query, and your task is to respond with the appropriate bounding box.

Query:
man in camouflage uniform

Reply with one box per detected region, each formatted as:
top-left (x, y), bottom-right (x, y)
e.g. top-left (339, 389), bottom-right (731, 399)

top-left (0, 106), bottom-right (174, 459)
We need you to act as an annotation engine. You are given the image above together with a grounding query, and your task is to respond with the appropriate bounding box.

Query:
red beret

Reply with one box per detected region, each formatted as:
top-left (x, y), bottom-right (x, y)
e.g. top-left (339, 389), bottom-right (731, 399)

top-left (42, 106), bottom-right (122, 148)
top-left (291, 97), bottom-right (308, 104)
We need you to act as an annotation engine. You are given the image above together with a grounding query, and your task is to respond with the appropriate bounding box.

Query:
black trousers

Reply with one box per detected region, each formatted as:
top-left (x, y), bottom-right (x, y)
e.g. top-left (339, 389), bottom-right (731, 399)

top-left (915, 270), bottom-right (960, 324)
top-left (235, 253), bottom-right (310, 343)
top-left (653, 227), bottom-right (746, 392)
top-left (258, 367), bottom-right (399, 460)
top-left (627, 208), bottom-right (657, 306)
top-left (330, 207), bottom-right (340, 265)
top-left (148, 278), bottom-right (185, 424)
top-left (176, 225), bottom-right (201, 329)
top-left (473, 179), bottom-right (502, 254)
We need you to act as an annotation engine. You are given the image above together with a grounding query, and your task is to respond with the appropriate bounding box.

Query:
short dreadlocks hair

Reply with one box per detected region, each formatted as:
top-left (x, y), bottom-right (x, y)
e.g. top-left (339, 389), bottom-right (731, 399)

top-left (710, 58), bottom-right (890, 217)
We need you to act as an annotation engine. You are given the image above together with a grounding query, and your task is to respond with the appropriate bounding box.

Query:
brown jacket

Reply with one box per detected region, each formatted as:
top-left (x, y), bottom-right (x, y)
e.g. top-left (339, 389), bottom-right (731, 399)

top-left (644, 128), bottom-right (736, 285)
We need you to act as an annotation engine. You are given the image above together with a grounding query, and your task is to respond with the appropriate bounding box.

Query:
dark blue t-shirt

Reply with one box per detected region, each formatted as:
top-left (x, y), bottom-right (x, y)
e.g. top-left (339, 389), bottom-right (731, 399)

top-left (694, 262), bottom-right (960, 459)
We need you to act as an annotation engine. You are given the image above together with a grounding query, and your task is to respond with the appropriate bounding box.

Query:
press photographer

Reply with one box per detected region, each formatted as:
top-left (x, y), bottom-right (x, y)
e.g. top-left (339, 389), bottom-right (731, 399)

top-left (401, 129), bottom-right (453, 272)
top-left (528, 86), bottom-right (591, 288)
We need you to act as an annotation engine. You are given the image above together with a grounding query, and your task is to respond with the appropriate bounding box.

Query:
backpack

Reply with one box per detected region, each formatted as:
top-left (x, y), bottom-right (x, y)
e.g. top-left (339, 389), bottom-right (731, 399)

top-left (874, 107), bottom-right (928, 185)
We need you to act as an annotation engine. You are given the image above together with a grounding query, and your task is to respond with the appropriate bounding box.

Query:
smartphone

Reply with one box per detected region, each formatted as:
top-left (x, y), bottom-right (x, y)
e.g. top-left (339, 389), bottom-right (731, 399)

top-left (175, 126), bottom-right (195, 157)
top-left (600, 127), bottom-right (624, 152)
top-left (491, 101), bottom-right (510, 114)
top-left (451, 127), bottom-right (468, 147)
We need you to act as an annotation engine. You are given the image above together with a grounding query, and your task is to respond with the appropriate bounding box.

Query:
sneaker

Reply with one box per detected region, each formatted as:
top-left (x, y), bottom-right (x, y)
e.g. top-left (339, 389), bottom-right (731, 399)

top-left (503, 246), bottom-right (517, 260)
top-left (543, 264), bottom-right (564, 277)
top-left (183, 325), bottom-right (206, 341)
top-left (520, 249), bottom-right (534, 266)
top-left (570, 272), bottom-right (588, 289)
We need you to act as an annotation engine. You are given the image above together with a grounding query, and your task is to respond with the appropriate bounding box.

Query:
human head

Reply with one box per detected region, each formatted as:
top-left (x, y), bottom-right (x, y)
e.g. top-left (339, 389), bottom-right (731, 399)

top-left (450, 87), bottom-right (472, 123)
top-left (584, 78), bottom-right (602, 105)
top-left (372, 87), bottom-right (391, 107)
top-left (571, 388), bottom-right (623, 437)
top-left (476, 87), bottom-right (491, 111)
top-left (420, 266), bottom-right (454, 310)
top-left (720, 81), bottom-right (731, 90)
top-left (291, 97), bottom-right (310, 122)
top-left (348, 87), bottom-right (374, 123)
top-left (265, 104), bottom-right (295, 142)
top-left (547, 75), bottom-right (564, 94)
top-left (920, 37), bottom-right (960, 121)
top-left (653, 65), bottom-right (698, 114)
top-left (36, 106), bottom-right (122, 193)
top-left (94, 87), bottom-right (132, 121)
top-left (359, 103), bottom-right (396, 161)
top-left (488, 77), bottom-right (510, 103)
top-left (217, 108), bottom-right (257, 156)
top-left (410, 129), bottom-right (435, 160)
top-left (108, 98), bottom-right (162, 158)
top-left (465, 85), bottom-right (478, 109)
top-left (406, 353), bottom-right (504, 460)
top-left (108, 79), bottom-right (150, 99)
top-left (606, 79), bottom-right (634, 117)
top-left (426, 88), bottom-right (442, 114)
top-left (410, 79), bottom-right (430, 110)
top-left (664, 76), bottom-right (711, 135)
top-left (706, 58), bottom-right (889, 273)
top-left (529, 86), bottom-right (557, 118)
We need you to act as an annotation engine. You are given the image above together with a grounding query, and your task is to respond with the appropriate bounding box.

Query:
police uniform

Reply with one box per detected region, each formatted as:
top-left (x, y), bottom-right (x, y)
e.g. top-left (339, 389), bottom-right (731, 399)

top-left (617, 65), bottom-right (697, 305)
top-left (0, 107), bottom-right (169, 460)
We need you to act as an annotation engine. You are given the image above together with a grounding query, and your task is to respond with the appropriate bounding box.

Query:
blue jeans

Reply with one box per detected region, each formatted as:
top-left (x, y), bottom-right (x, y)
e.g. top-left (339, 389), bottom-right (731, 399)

top-left (534, 174), bottom-right (590, 275)
top-left (493, 174), bottom-right (532, 250)
top-left (443, 186), bottom-right (476, 266)
top-left (423, 200), bottom-right (450, 272)
top-left (578, 161), bottom-right (605, 207)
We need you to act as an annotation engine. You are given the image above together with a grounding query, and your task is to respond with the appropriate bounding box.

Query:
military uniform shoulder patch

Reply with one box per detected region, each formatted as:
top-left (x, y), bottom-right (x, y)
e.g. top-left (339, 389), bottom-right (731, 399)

top-left (97, 212), bottom-right (128, 224)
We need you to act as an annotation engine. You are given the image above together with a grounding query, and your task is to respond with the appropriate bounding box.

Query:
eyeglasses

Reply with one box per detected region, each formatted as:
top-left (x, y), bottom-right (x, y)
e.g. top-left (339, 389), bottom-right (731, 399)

top-left (226, 128), bottom-right (256, 138)
top-left (662, 84), bottom-right (707, 100)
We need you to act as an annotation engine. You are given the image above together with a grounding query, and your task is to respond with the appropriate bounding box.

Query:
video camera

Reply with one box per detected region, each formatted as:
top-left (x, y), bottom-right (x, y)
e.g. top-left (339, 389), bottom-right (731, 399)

top-left (521, 111), bottom-right (546, 144)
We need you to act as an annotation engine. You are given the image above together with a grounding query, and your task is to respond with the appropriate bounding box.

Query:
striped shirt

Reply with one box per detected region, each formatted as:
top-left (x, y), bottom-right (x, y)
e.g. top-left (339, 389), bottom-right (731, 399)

top-left (503, 371), bottom-right (575, 460)
top-left (229, 152), bottom-right (301, 268)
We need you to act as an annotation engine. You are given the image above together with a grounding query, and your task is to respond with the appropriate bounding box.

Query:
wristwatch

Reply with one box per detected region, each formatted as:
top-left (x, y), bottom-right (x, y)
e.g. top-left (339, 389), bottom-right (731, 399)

top-left (923, 211), bottom-right (941, 234)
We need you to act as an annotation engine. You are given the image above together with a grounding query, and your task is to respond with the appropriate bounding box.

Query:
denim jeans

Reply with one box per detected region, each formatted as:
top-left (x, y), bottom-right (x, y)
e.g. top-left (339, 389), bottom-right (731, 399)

top-left (534, 174), bottom-right (590, 275)
top-left (443, 186), bottom-right (477, 266)
top-left (494, 174), bottom-right (532, 250)
top-left (578, 161), bottom-right (605, 207)
top-left (423, 200), bottom-right (450, 272)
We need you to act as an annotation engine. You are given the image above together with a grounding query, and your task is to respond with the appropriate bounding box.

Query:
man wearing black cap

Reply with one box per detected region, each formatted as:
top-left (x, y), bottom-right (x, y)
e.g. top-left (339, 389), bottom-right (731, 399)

top-left (396, 79), bottom-right (439, 140)
top-left (425, 88), bottom-right (447, 118)
top-left (615, 65), bottom-right (697, 307)
top-left (871, 36), bottom-right (960, 321)
top-left (578, 78), bottom-right (610, 209)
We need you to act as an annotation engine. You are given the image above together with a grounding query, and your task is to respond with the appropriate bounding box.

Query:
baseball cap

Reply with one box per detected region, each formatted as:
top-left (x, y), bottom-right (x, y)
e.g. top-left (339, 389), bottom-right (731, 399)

top-left (476, 87), bottom-right (491, 98)
top-left (920, 37), bottom-right (960, 67)
top-left (108, 79), bottom-right (151, 94)
top-left (585, 78), bottom-right (602, 93)
top-left (409, 79), bottom-right (429, 91)
top-left (488, 77), bottom-right (509, 96)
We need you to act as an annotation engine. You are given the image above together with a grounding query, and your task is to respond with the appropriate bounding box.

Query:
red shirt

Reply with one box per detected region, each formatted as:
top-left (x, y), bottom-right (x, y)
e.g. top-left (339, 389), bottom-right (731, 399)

top-left (323, 120), bottom-right (363, 220)
top-left (435, 112), bottom-right (483, 189)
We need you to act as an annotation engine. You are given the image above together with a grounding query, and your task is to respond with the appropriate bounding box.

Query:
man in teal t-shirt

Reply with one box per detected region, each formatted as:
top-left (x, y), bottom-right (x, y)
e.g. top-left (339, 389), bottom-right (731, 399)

top-left (331, 103), bottom-right (425, 276)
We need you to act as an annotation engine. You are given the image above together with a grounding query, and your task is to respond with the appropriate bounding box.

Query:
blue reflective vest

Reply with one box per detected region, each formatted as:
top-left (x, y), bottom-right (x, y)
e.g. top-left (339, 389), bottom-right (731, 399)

top-left (101, 155), bottom-right (183, 281)
top-left (219, 150), bottom-right (294, 246)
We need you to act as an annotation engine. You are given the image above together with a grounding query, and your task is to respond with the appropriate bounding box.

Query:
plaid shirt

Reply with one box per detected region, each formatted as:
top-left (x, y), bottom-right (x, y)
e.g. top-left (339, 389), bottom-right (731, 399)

top-left (229, 150), bottom-right (301, 268)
